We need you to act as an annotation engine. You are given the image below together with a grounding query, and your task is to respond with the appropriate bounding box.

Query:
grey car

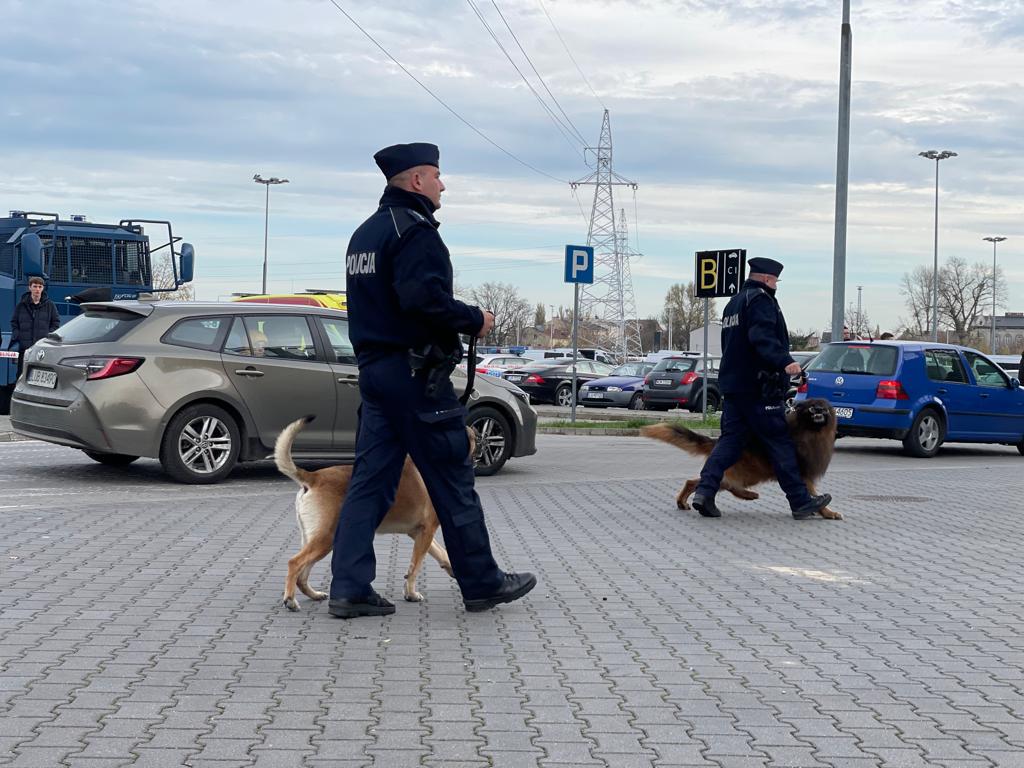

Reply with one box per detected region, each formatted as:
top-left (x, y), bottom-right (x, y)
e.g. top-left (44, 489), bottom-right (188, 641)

top-left (10, 302), bottom-right (537, 483)
top-left (641, 355), bottom-right (722, 411)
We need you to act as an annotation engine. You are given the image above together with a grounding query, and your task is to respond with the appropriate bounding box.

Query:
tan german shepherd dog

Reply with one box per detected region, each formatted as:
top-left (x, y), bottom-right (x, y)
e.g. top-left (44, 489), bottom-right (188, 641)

top-left (642, 398), bottom-right (842, 520)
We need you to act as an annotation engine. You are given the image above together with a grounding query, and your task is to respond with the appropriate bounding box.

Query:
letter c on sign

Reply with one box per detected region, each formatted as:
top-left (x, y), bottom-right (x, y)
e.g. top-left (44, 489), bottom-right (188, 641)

top-left (571, 249), bottom-right (590, 279)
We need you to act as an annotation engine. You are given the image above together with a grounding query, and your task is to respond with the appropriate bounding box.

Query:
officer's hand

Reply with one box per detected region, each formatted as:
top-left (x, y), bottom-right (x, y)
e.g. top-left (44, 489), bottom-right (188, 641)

top-left (477, 310), bottom-right (495, 339)
top-left (784, 362), bottom-right (802, 376)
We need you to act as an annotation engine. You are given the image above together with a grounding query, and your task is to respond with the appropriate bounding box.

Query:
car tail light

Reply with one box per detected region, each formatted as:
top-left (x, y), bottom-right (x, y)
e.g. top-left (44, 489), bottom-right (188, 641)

top-left (680, 372), bottom-right (698, 385)
top-left (524, 374), bottom-right (545, 384)
top-left (876, 379), bottom-right (908, 400)
top-left (475, 366), bottom-right (489, 374)
top-left (644, 374), bottom-right (652, 385)
top-left (63, 356), bottom-right (144, 380)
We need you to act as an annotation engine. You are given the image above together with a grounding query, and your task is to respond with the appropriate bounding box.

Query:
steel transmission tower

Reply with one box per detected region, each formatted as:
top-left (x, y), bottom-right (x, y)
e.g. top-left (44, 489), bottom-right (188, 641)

top-left (571, 109), bottom-right (643, 361)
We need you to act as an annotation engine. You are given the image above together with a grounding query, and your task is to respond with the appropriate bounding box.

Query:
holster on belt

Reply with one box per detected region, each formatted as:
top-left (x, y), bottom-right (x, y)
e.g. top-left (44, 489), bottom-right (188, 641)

top-left (409, 343), bottom-right (462, 400)
top-left (756, 369), bottom-right (788, 402)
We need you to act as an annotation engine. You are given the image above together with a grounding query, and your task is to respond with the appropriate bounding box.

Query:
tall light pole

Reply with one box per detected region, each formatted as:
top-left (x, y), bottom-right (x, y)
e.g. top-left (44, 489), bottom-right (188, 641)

top-left (831, 0), bottom-right (853, 347)
top-left (253, 173), bottom-right (289, 294)
top-left (918, 150), bottom-right (956, 341)
top-left (983, 236), bottom-right (1007, 353)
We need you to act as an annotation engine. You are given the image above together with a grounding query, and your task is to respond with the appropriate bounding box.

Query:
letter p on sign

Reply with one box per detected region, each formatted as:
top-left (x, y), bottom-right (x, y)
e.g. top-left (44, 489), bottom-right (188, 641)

top-left (564, 244), bottom-right (595, 284)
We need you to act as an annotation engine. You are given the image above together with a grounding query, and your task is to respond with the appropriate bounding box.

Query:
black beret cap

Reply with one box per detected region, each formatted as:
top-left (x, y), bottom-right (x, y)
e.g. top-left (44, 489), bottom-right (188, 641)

top-left (373, 142), bottom-right (440, 179)
top-left (747, 257), bottom-right (784, 277)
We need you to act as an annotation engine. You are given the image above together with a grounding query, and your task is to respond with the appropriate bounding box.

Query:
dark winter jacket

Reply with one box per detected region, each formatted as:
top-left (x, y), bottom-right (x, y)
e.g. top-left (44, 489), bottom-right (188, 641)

top-left (716, 278), bottom-right (794, 398)
top-left (9, 290), bottom-right (61, 350)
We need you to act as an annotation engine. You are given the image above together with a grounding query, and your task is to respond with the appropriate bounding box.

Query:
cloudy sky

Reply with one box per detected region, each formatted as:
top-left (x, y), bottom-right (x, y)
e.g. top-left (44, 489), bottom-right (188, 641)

top-left (3, 0), bottom-right (1022, 334)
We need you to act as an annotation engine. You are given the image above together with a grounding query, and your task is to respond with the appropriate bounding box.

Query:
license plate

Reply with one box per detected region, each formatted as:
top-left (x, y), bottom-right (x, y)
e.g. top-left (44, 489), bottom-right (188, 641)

top-left (587, 392), bottom-right (602, 399)
top-left (835, 406), bottom-right (854, 419)
top-left (505, 375), bottom-right (522, 383)
top-left (27, 368), bottom-right (57, 389)
top-left (655, 379), bottom-right (672, 385)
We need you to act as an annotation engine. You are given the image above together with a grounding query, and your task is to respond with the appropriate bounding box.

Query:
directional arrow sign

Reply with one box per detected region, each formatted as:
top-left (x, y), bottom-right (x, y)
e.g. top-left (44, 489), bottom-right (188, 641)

top-left (694, 249), bottom-right (746, 298)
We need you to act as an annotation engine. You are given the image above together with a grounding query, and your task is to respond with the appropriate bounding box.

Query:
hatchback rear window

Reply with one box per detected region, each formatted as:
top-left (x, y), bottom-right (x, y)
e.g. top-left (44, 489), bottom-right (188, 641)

top-left (53, 310), bottom-right (143, 344)
top-left (653, 358), bottom-right (697, 373)
top-left (809, 344), bottom-right (897, 376)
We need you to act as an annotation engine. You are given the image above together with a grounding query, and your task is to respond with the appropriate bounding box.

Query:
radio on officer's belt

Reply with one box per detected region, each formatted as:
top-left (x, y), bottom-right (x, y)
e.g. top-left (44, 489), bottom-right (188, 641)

top-left (408, 343), bottom-right (462, 398)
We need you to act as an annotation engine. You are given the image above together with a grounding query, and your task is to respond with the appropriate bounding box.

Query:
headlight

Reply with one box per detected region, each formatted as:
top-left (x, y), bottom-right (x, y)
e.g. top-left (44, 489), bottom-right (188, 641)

top-left (580, 385), bottom-right (589, 391)
top-left (607, 386), bottom-right (622, 392)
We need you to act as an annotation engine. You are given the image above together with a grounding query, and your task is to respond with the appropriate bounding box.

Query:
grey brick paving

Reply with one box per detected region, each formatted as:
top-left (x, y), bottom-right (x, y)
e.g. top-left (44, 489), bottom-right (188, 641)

top-left (2, 436), bottom-right (1024, 767)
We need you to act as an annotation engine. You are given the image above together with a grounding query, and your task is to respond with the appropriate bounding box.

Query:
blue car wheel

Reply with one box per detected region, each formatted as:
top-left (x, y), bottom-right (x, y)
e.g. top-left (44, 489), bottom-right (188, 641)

top-left (902, 408), bottom-right (944, 458)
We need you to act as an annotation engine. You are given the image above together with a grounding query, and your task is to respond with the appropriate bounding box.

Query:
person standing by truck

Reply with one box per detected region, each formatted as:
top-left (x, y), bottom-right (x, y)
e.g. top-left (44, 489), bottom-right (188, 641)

top-left (8, 276), bottom-right (60, 378)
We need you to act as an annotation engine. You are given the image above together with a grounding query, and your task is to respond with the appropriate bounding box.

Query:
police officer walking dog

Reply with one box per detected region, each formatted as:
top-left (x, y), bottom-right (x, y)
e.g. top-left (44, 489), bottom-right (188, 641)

top-left (691, 257), bottom-right (832, 520)
top-left (329, 142), bottom-right (536, 618)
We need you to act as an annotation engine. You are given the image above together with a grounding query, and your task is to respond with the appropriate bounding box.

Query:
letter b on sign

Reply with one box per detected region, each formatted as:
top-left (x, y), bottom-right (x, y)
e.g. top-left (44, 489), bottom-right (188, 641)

top-left (564, 244), bottom-right (594, 284)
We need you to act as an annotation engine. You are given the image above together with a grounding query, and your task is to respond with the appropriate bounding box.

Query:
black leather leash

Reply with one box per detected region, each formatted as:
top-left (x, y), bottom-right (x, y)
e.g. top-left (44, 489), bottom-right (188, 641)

top-left (460, 334), bottom-right (477, 405)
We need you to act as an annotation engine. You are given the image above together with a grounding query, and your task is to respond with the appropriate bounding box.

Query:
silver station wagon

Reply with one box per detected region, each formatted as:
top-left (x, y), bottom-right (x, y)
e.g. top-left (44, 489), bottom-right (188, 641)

top-left (11, 302), bottom-right (537, 483)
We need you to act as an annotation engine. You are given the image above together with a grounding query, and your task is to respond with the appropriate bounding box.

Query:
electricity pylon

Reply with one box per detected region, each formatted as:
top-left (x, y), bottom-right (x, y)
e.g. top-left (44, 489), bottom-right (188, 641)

top-left (570, 109), bottom-right (643, 360)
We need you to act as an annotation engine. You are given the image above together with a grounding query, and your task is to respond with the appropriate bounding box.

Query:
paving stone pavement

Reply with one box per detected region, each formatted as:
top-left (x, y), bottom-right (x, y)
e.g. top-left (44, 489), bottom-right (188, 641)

top-left (1, 437), bottom-right (1023, 767)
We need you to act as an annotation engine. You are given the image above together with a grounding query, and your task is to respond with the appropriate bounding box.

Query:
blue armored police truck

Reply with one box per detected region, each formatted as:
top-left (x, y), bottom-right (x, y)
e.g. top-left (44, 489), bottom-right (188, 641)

top-left (0, 211), bottom-right (195, 414)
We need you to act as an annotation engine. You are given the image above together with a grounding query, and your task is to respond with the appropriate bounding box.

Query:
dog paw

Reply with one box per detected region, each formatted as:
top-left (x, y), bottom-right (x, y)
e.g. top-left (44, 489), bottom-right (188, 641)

top-left (404, 590), bottom-right (424, 602)
top-left (283, 597), bottom-right (300, 612)
top-left (676, 498), bottom-right (691, 510)
top-left (819, 508), bottom-right (844, 521)
top-left (310, 590), bottom-right (328, 601)
top-left (440, 563), bottom-right (454, 578)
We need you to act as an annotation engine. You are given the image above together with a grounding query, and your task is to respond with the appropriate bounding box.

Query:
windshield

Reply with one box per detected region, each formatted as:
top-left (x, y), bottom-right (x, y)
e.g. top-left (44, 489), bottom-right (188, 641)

top-left (653, 358), bottom-right (697, 373)
top-left (808, 344), bottom-right (898, 376)
top-left (610, 362), bottom-right (653, 377)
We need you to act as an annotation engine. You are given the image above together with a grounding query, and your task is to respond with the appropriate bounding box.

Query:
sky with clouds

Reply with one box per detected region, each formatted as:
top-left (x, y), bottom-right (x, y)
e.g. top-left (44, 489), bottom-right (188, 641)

top-left (3, 0), bottom-right (1022, 335)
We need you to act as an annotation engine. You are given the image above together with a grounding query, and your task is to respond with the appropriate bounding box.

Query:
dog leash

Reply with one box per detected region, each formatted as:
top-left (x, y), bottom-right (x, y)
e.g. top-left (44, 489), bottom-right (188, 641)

top-left (460, 334), bottom-right (477, 406)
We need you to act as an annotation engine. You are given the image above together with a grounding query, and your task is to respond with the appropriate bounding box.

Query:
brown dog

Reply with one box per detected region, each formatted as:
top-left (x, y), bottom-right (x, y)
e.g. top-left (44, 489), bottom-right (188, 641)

top-left (276, 416), bottom-right (469, 610)
top-left (642, 398), bottom-right (842, 520)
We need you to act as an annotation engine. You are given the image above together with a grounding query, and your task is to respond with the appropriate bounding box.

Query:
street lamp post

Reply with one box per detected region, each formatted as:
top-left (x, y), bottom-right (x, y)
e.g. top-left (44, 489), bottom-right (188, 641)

top-left (983, 236), bottom-right (1007, 353)
top-left (918, 150), bottom-right (956, 342)
top-left (253, 173), bottom-right (289, 294)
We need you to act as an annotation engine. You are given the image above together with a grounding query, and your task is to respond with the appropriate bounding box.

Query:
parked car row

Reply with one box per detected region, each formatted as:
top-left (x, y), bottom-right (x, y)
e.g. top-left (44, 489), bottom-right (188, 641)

top-left (10, 302), bottom-right (538, 483)
top-left (796, 340), bottom-right (1024, 457)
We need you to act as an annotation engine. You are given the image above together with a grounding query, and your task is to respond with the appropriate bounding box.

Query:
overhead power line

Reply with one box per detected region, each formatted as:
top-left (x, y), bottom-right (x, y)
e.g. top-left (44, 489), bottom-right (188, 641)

top-left (324, 0), bottom-right (566, 183)
top-left (537, 0), bottom-right (606, 109)
top-left (465, 0), bottom-right (584, 153)
top-left (488, 0), bottom-right (589, 145)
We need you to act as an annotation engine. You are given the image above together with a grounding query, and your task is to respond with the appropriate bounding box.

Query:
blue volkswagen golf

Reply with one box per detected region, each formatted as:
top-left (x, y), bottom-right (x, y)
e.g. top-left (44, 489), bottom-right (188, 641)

top-left (796, 341), bottom-right (1024, 457)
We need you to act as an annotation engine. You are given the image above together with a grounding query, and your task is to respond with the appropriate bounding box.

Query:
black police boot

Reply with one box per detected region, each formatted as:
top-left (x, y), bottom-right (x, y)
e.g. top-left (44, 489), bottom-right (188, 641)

top-left (792, 493), bottom-right (832, 520)
top-left (691, 493), bottom-right (721, 518)
top-left (464, 572), bottom-right (537, 613)
top-left (328, 591), bottom-right (396, 619)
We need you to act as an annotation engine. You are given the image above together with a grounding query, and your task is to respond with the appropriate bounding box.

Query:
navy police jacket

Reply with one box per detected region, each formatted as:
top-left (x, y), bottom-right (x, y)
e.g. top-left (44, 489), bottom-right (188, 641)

top-left (345, 186), bottom-right (483, 365)
top-left (717, 278), bottom-right (795, 396)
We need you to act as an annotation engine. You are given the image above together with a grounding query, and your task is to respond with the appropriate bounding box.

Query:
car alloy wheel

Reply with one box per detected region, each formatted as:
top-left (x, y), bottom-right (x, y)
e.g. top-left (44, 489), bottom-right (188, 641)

top-left (160, 403), bottom-right (241, 484)
top-left (902, 408), bottom-right (943, 458)
top-left (555, 384), bottom-right (574, 407)
top-left (628, 393), bottom-right (644, 410)
top-left (468, 405), bottom-right (511, 476)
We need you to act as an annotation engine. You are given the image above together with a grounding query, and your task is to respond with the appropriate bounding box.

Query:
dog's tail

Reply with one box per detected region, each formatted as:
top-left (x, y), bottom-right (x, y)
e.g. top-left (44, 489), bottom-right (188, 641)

top-left (274, 415), bottom-right (318, 487)
top-left (640, 422), bottom-right (715, 457)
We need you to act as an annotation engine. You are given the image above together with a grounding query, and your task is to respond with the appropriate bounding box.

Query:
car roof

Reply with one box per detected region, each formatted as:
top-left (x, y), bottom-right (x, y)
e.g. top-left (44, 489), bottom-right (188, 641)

top-left (81, 301), bottom-right (348, 319)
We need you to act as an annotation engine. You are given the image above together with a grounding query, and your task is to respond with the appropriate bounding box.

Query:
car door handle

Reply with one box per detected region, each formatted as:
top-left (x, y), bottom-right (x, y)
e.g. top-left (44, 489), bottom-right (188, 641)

top-left (980, 393), bottom-right (989, 399)
top-left (336, 375), bottom-right (359, 384)
top-left (936, 388), bottom-right (947, 394)
top-left (234, 368), bottom-right (265, 378)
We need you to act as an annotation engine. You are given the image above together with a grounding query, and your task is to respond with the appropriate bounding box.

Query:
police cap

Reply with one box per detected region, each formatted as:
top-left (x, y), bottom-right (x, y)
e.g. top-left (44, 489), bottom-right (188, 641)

top-left (747, 257), bottom-right (784, 277)
top-left (374, 142), bottom-right (440, 179)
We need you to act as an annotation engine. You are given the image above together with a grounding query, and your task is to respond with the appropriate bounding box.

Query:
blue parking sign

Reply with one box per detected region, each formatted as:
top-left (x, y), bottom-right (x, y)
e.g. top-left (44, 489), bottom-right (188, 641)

top-left (564, 245), bottom-right (594, 284)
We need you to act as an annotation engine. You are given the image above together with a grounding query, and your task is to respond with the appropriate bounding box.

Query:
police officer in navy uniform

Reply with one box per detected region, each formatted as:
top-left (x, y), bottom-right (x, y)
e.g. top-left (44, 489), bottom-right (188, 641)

top-left (691, 257), bottom-right (832, 520)
top-left (329, 142), bottom-right (537, 618)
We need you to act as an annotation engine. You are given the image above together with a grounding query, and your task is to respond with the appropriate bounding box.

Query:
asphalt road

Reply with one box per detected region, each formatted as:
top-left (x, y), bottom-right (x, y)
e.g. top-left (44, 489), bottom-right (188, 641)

top-left (2, 435), bottom-right (1023, 767)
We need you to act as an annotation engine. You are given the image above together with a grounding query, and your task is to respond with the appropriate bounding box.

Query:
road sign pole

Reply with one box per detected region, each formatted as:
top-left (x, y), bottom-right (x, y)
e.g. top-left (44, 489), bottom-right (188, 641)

top-left (702, 299), bottom-right (709, 418)
top-left (571, 281), bottom-right (579, 425)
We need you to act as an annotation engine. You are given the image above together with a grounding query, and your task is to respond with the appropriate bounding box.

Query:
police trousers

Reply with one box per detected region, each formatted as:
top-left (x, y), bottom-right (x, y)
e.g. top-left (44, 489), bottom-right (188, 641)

top-left (695, 395), bottom-right (812, 511)
top-left (330, 352), bottom-right (504, 601)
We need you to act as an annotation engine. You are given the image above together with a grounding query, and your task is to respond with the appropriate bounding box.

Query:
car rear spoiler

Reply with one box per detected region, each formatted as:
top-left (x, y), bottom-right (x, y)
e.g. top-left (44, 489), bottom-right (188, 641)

top-left (79, 302), bottom-right (156, 317)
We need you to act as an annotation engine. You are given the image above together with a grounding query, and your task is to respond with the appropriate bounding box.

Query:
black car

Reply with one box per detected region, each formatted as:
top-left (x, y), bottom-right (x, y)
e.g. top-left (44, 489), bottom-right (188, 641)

top-left (502, 358), bottom-right (616, 406)
top-left (641, 355), bottom-right (721, 411)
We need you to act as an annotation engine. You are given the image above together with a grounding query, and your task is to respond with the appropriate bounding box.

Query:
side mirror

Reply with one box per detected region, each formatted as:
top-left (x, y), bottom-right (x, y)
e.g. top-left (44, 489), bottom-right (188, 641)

top-left (21, 233), bottom-right (46, 278)
top-left (178, 243), bottom-right (195, 284)
top-left (1011, 377), bottom-right (1020, 390)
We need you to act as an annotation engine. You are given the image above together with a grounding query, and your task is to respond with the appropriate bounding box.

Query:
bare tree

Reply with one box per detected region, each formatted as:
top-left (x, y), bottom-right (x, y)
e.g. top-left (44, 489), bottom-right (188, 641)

top-left (534, 302), bottom-right (546, 329)
top-left (898, 257), bottom-right (1007, 343)
top-left (463, 282), bottom-right (531, 346)
top-left (661, 282), bottom-right (715, 349)
top-left (148, 253), bottom-right (194, 301)
top-left (844, 302), bottom-right (872, 339)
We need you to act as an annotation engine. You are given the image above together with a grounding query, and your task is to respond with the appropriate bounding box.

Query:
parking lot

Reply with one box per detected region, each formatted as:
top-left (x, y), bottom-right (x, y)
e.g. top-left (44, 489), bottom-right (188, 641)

top-left (2, 432), bottom-right (1023, 768)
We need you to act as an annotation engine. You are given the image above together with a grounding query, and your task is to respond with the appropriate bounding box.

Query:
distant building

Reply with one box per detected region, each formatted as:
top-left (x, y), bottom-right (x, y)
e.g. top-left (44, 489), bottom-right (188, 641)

top-left (975, 313), bottom-right (1024, 354)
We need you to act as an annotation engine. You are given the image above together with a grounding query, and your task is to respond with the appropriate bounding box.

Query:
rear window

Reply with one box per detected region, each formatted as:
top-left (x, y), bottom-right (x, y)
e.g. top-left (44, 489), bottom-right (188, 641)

top-left (54, 311), bottom-right (143, 344)
top-left (809, 344), bottom-right (897, 376)
top-left (653, 358), bottom-right (697, 373)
